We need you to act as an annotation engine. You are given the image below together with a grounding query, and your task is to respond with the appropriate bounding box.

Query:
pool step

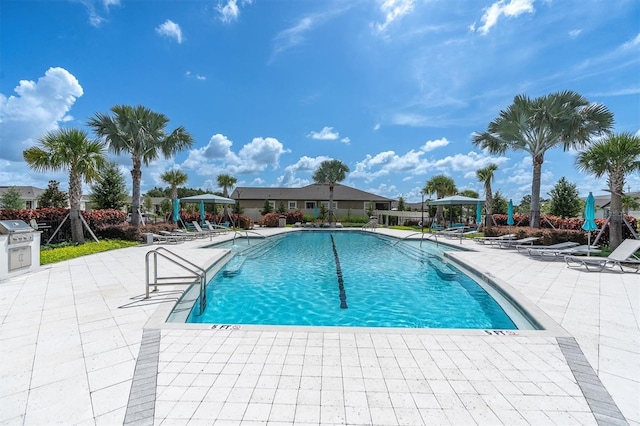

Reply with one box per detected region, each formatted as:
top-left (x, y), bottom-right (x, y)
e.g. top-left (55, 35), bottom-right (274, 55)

top-left (222, 237), bottom-right (284, 277)
top-left (429, 259), bottom-right (458, 281)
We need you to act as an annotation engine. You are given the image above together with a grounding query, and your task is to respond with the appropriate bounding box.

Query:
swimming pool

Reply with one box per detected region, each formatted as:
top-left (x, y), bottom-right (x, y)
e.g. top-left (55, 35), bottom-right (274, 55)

top-left (182, 231), bottom-right (534, 329)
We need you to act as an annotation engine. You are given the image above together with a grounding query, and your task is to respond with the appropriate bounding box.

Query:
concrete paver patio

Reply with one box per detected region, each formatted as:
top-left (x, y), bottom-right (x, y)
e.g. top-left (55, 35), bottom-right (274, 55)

top-left (0, 228), bottom-right (638, 425)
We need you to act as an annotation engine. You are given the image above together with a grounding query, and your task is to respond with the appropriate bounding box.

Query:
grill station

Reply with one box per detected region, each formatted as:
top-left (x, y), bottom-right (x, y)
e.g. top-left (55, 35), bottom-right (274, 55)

top-left (0, 219), bottom-right (41, 280)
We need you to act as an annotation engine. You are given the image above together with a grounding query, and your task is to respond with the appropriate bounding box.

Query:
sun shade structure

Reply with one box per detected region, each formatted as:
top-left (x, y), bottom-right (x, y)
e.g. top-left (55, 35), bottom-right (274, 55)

top-left (428, 195), bottom-right (485, 205)
top-left (180, 194), bottom-right (236, 204)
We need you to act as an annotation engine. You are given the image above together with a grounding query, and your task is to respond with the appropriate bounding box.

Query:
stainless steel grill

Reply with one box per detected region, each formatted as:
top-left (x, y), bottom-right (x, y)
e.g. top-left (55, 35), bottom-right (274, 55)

top-left (0, 219), bottom-right (41, 279)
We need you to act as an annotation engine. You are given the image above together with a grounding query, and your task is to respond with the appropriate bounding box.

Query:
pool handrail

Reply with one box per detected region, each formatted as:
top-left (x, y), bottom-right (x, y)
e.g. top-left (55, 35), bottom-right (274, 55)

top-left (231, 229), bottom-right (267, 245)
top-left (145, 247), bottom-right (207, 315)
top-left (394, 231), bottom-right (438, 247)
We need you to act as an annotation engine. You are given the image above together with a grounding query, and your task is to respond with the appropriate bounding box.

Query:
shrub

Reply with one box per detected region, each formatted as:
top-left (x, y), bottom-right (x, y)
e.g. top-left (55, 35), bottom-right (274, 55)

top-left (258, 212), bottom-right (281, 227)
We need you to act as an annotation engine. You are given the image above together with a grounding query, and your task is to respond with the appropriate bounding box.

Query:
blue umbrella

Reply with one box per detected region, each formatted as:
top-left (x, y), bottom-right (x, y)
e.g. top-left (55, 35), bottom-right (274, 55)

top-left (582, 192), bottom-right (597, 256)
top-left (172, 198), bottom-right (179, 222)
top-left (200, 200), bottom-right (205, 224)
top-left (507, 199), bottom-right (514, 226)
top-left (313, 205), bottom-right (318, 219)
top-left (475, 202), bottom-right (482, 227)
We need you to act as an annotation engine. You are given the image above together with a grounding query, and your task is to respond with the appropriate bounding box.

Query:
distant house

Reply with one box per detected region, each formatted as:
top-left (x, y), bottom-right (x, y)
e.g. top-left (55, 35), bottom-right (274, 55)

top-left (230, 183), bottom-right (395, 221)
top-left (0, 186), bottom-right (45, 209)
top-left (592, 191), bottom-right (640, 219)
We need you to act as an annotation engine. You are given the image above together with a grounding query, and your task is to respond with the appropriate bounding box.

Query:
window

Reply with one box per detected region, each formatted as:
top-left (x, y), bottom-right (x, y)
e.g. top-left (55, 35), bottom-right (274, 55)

top-left (321, 201), bottom-right (337, 209)
top-left (305, 201), bottom-right (316, 209)
top-left (288, 201), bottom-right (297, 210)
top-left (26, 201), bottom-right (33, 209)
top-left (268, 200), bottom-right (276, 210)
top-left (364, 202), bottom-right (372, 210)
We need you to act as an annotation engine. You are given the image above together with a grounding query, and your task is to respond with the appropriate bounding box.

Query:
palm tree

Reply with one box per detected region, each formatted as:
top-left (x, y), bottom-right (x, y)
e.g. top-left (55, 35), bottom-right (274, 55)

top-left (476, 163), bottom-right (498, 227)
top-left (312, 159), bottom-right (350, 226)
top-left (424, 175), bottom-right (457, 223)
top-left (473, 90), bottom-right (613, 228)
top-left (217, 174), bottom-right (237, 223)
top-left (88, 105), bottom-right (193, 227)
top-left (576, 132), bottom-right (640, 249)
top-left (160, 169), bottom-right (188, 223)
top-left (23, 128), bottom-right (106, 244)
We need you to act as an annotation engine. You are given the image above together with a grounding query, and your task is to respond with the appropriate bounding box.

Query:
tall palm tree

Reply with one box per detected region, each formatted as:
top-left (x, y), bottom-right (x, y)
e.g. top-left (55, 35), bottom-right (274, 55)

top-left (473, 90), bottom-right (613, 228)
top-left (312, 159), bottom-right (350, 226)
top-left (160, 169), bottom-right (188, 223)
top-left (424, 175), bottom-right (457, 223)
top-left (23, 128), bottom-right (106, 244)
top-left (576, 132), bottom-right (640, 249)
top-left (476, 163), bottom-right (498, 227)
top-left (88, 105), bottom-right (193, 227)
top-left (217, 174), bottom-right (237, 222)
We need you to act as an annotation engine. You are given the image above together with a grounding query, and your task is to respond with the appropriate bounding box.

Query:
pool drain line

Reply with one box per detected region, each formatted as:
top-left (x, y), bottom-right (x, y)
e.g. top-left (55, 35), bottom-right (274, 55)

top-left (330, 235), bottom-right (348, 309)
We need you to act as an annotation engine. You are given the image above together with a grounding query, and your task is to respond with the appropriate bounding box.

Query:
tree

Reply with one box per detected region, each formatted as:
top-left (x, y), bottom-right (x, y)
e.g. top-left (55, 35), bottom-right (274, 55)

top-left (277, 201), bottom-right (286, 214)
top-left (24, 128), bottom-right (105, 244)
top-left (0, 187), bottom-right (25, 210)
top-left (160, 168), bottom-right (188, 223)
top-left (397, 197), bottom-right (406, 211)
top-left (576, 132), bottom-right (640, 249)
top-left (146, 187), bottom-right (169, 197)
top-left (38, 180), bottom-right (68, 208)
top-left (217, 174), bottom-right (237, 222)
top-left (473, 90), bottom-right (613, 228)
top-left (424, 175), bottom-right (457, 223)
top-left (622, 195), bottom-right (640, 215)
top-left (160, 169), bottom-right (188, 202)
top-left (312, 159), bottom-right (350, 226)
top-left (492, 191), bottom-right (508, 215)
top-left (260, 200), bottom-right (273, 215)
top-left (476, 163), bottom-right (498, 227)
top-left (547, 177), bottom-right (581, 218)
top-left (518, 194), bottom-right (531, 215)
top-left (90, 161), bottom-right (128, 210)
top-left (88, 105), bottom-right (193, 227)
top-left (459, 189), bottom-right (480, 221)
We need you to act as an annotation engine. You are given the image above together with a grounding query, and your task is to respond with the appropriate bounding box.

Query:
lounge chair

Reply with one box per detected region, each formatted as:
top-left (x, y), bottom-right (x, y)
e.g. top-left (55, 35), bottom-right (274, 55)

top-left (565, 239), bottom-right (640, 272)
top-left (516, 241), bottom-right (579, 254)
top-left (148, 233), bottom-right (181, 244)
top-left (494, 236), bottom-right (539, 249)
top-left (205, 220), bottom-right (230, 234)
top-left (159, 230), bottom-right (196, 241)
top-left (537, 245), bottom-right (600, 260)
top-left (474, 234), bottom-right (516, 245)
top-left (190, 221), bottom-right (215, 238)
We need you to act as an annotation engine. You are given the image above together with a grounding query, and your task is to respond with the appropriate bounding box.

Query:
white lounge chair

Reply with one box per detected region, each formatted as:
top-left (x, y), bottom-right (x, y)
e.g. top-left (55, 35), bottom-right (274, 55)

top-left (148, 233), bottom-right (181, 244)
top-left (565, 239), bottom-right (640, 272)
top-left (473, 234), bottom-right (516, 245)
top-left (494, 236), bottom-right (539, 249)
top-left (537, 245), bottom-right (600, 260)
top-left (190, 221), bottom-right (214, 238)
top-left (204, 220), bottom-right (230, 234)
top-left (517, 241), bottom-right (578, 254)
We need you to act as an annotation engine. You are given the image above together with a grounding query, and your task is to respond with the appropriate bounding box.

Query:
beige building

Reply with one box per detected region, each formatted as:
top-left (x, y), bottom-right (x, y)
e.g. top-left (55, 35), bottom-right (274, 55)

top-left (230, 183), bottom-right (395, 221)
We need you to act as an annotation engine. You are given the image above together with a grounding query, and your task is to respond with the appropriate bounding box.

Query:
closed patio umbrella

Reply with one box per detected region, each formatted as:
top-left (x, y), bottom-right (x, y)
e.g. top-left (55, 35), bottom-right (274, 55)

top-left (172, 198), bottom-right (179, 223)
top-left (200, 200), bottom-right (205, 224)
top-left (582, 192), bottom-right (597, 256)
top-left (507, 199), bottom-right (514, 232)
top-left (475, 202), bottom-right (482, 227)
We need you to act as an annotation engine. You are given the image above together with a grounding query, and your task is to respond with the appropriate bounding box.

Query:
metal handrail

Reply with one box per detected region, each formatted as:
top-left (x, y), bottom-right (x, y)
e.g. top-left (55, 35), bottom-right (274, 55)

top-left (145, 247), bottom-right (207, 315)
top-left (232, 229), bottom-right (267, 245)
top-left (393, 231), bottom-right (438, 247)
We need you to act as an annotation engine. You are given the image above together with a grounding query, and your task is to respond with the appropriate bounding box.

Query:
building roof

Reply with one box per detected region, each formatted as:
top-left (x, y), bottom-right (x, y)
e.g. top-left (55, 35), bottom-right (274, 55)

top-left (0, 186), bottom-right (44, 199)
top-left (231, 183), bottom-right (394, 202)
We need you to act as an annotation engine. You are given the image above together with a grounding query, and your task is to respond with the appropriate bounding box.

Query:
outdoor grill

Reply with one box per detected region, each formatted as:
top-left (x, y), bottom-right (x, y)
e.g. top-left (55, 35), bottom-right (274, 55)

top-left (0, 219), bottom-right (41, 280)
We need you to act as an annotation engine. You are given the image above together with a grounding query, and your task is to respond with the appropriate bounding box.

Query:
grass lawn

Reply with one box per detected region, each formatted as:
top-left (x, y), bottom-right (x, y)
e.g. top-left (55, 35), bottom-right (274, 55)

top-left (40, 240), bottom-right (139, 265)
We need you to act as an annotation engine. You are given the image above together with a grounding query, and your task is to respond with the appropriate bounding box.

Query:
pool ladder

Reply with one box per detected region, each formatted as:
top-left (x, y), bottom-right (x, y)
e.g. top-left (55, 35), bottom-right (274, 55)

top-left (145, 247), bottom-right (207, 315)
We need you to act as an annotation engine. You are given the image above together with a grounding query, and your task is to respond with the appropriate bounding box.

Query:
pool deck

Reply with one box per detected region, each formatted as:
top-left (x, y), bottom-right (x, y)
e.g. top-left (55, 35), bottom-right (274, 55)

top-left (0, 227), bottom-right (638, 425)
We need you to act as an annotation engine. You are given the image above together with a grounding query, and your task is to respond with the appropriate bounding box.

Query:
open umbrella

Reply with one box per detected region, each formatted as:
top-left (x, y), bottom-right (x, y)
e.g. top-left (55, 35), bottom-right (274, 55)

top-left (475, 202), bottom-right (482, 228)
top-left (582, 192), bottom-right (598, 256)
top-left (507, 199), bottom-right (514, 232)
top-left (199, 200), bottom-right (205, 224)
top-left (172, 198), bottom-right (180, 223)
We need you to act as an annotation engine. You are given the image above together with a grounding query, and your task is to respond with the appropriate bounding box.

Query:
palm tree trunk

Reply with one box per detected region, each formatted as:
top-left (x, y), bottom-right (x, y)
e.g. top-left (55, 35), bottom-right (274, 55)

top-left (530, 157), bottom-right (543, 228)
top-left (131, 159), bottom-right (142, 227)
top-left (485, 186), bottom-right (493, 227)
top-left (609, 174), bottom-right (625, 250)
top-left (329, 185), bottom-right (335, 225)
top-left (68, 170), bottom-right (85, 244)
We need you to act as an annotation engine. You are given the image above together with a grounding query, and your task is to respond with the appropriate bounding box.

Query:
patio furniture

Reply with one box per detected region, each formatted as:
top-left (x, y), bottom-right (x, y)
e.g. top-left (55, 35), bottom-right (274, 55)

top-left (494, 236), bottom-right (540, 249)
top-left (536, 245), bottom-right (601, 260)
top-left (516, 241), bottom-right (578, 254)
top-left (565, 239), bottom-right (640, 272)
top-left (473, 234), bottom-right (516, 245)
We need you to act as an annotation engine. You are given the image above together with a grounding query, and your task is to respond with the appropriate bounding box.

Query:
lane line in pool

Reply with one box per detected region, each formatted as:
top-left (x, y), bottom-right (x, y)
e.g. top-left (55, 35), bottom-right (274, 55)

top-left (330, 235), bottom-right (348, 309)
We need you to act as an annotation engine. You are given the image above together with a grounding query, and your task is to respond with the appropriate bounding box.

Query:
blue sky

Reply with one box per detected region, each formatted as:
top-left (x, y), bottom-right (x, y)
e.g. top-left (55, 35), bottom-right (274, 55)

top-left (1, 0), bottom-right (639, 204)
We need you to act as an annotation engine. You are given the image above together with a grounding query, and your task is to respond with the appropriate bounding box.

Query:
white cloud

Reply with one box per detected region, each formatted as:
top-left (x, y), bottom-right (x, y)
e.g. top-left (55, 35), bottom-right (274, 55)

top-left (341, 137), bottom-right (351, 144)
top-left (156, 20), bottom-right (183, 43)
top-left (252, 177), bottom-right (265, 185)
top-left (421, 138), bottom-right (449, 152)
top-left (622, 33), bottom-right (640, 49)
top-left (0, 67), bottom-right (83, 162)
top-left (278, 155), bottom-right (331, 187)
top-left (308, 126), bottom-right (339, 140)
top-left (185, 71), bottom-right (206, 80)
top-left (568, 29), bottom-right (582, 39)
top-left (373, 123), bottom-right (381, 131)
top-left (77, 0), bottom-right (120, 27)
top-left (182, 134), bottom-right (290, 176)
top-left (217, 0), bottom-right (240, 23)
top-left (375, 0), bottom-right (415, 33)
top-left (475, 0), bottom-right (535, 35)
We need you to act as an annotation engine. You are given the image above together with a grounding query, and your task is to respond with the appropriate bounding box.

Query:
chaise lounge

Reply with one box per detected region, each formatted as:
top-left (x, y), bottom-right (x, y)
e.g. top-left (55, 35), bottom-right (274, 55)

top-left (565, 239), bottom-right (640, 272)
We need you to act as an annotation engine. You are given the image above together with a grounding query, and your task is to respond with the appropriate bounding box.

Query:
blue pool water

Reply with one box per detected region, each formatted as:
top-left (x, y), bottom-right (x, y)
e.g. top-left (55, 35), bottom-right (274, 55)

top-left (186, 231), bottom-right (519, 329)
